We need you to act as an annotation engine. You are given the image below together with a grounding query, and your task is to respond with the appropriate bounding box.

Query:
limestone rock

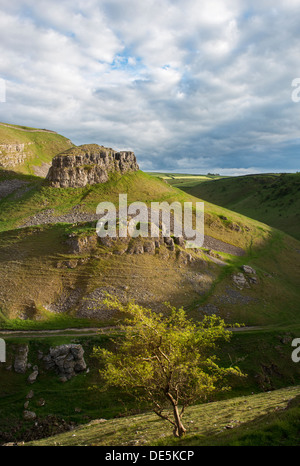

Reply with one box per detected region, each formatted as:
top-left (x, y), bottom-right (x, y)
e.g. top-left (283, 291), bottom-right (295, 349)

top-left (0, 143), bottom-right (32, 168)
top-left (164, 237), bottom-right (175, 251)
top-left (66, 233), bottom-right (98, 254)
top-left (14, 344), bottom-right (29, 374)
top-left (26, 390), bottom-right (34, 399)
top-left (242, 265), bottom-right (256, 274)
top-left (46, 144), bottom-right (139, 188)
top-left (27, 370), bottom-right (39, 384)
top-left (43, 344), bottom-right (87, 381)
top-left (174, 236), bottom-right (185, 248)
top-left (23, 410), bottom-right (37, 421)
top-left (143, 240), bottom-right (156, 254)
top-left (232, 273), bottom-right (247, 288)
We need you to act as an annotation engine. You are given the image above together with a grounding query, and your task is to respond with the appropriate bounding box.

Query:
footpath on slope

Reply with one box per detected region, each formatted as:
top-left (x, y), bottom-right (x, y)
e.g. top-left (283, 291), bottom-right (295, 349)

top-left (0, 122), bottom-right (57, 133)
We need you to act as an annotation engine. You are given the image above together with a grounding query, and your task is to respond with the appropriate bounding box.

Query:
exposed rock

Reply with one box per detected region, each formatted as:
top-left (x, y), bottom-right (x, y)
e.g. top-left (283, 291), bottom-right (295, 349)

top-left (27, 370), bottom-right (39, 384)
top-left (43, 344), bottom-right (87, 381)
top-left (0, 179), bottom-right (30, 200)
top-left (45, 288), bottom-right (82, 314)
top-left (242, 265), bottom-right (256, 274)
top-left (232, 273), bottom-right (247, 289)
top-left (37, 398), bottom-right (46, 407)
top-left (164, 237), bottom-right (175, 251)
top-left (143, 240), bottom-right (156, 254)
top-left (76, 286), bottom-right (127, 319)
top-left (14, 344), bottom-right (29, 374)
top-left (127, 241), bottom-right (144, 255)
top-left (248, 276), bottom-right (258, 284)
top-left (23, 410), bottom-right (37, 421)
top-left (0, 143), bottom-right (33, 168)
top-left (174, 236), bottom-right (185, 248)
top-left (66, 233), bottom-right (98, 254)
top-left (176, 250), bottom-right (193, 264)
top-left (230, 222), bottom-right (241, 232)
top-left (46, 144), bottom-right (139, 188)
top-left (26, 390), bottom-right (34, 399)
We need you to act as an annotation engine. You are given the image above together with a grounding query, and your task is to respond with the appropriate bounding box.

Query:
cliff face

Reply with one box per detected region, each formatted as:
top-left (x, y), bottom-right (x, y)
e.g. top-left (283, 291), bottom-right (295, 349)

top-left (0, 143), bottom-right (33, 168)
top-left (46, 144), bottom-right (139, 188)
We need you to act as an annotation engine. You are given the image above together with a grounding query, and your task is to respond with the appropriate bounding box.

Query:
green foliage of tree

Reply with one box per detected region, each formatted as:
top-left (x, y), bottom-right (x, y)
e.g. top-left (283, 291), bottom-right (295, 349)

top-left (93, 297), bottom-right (245, 437)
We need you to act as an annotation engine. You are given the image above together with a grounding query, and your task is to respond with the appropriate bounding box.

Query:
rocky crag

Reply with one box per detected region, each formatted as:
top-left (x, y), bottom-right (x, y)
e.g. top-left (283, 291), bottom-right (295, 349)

top-left (46, 144), bottom-right (139, 188)
top-left (0, 143), bottom-right (33, 168)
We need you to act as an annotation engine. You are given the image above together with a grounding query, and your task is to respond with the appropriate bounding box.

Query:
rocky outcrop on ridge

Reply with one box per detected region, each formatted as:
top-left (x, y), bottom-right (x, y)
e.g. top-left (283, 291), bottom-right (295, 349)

top-left (46, 144), bottom-right (139, 188)
top-left (0, 143), bottom-right (33, 168)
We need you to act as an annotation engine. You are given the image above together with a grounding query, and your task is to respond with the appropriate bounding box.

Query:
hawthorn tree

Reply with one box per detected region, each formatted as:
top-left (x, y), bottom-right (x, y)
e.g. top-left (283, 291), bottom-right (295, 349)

top-left (94, 297), bottom-right (244, 438)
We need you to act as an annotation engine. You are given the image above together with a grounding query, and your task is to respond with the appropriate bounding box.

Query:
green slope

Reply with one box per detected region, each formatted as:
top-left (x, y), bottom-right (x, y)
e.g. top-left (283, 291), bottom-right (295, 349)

top-left (0, 169), bottom-right (299, 329)
top-left (0, 122), bottom-right (74, 175)
top-left (177, 172), bottom-right (300, 241)
top-left (23, 385), bottom-right (300, 446)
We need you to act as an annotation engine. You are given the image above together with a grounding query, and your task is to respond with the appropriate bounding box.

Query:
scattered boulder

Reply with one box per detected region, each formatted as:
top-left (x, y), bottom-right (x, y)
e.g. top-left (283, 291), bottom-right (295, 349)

top-left (248, 276), bottom-right (258, 284)
top-left (37, 398), bottom-right (46, 407)
top-left (242, 265), bottom-right (256, 274)
top-left (174, 236), bottom-right (185, 248)
top-left (127, 242), bottom-right (144, 255)
top-left (27, 370), bottom-right (39, 384)
top-left (43, 344), bottom-right (87, 381)
top-left (230, 222), bottom-right (241, 232)
top-left (23, 410), bottom-right (37, 421)
top-left (13, 344), bottom-right (29, 374)
top-left (66, 233), bottom-right (98, 254)
top-left (164, 237), bottom-right (175, 251)
top-left (176, 250), bottom-right (193, 264)
top-left (26, 390), bottom-right (34, 399)
top-left (143, 240), bottom-right (156, 255)
top-left (232, 273), bottom-right (247, 289)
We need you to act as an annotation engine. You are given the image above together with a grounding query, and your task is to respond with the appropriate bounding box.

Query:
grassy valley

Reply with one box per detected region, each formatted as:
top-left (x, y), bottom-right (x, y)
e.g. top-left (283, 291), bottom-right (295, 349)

top-left (174, 172), bottom-right (300, 241)
top-left (0, 125), bottom-right (300, 447)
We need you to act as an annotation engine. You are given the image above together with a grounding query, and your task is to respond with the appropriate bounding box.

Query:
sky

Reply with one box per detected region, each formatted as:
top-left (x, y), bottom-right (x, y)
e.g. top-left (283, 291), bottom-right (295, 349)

top-left (0, 0), bottom-right (300, 175)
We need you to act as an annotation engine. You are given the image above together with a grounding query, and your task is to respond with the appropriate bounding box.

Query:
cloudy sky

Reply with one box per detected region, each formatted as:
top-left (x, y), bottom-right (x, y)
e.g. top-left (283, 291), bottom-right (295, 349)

top-left (0, 0), bottom-right (300, 174)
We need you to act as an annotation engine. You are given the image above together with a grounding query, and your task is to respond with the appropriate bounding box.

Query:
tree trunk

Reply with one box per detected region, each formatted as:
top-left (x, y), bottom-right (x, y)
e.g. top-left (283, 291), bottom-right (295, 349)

top-left (172, 404), bottom-right (186, 438)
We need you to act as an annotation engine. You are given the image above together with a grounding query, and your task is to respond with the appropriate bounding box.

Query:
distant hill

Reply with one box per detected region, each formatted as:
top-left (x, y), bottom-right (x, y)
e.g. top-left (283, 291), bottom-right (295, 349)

top-left (0, 122), bottom-right (74, 176)
top-left (176, 173), bottom-right (300, 241)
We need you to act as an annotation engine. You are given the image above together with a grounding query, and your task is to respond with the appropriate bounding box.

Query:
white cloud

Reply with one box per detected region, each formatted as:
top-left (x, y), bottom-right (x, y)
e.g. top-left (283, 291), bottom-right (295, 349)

top-left (0, 0), bottom-right (300, 173)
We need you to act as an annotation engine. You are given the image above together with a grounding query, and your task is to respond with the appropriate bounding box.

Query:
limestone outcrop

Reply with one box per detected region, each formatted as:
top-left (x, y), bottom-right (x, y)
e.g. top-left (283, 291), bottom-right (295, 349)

top-left (0, 143), bottom-right (33, 168)
top-left (43, 344), bottom-right (87, 381)
top-left (46, 144), bottom-right (139, 188)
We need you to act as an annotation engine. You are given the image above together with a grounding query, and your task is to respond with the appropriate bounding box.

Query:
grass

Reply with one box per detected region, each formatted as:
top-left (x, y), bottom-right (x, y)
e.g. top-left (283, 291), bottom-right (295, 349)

top-left (23, 385), bottom-right (300, 446)
top-left (0, 169), bottom-right (299, 329)
top-left (0, 127), bottom-right (299, 447)
top-left (0, 122), bottom-right (73, 174)
top-left (0, 333), bottom-right (141, 445)
top-left (175, 172), bottom-right (300, 241)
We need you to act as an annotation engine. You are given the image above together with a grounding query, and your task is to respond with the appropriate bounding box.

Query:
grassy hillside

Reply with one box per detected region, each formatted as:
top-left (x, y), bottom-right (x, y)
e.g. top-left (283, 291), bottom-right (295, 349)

top-left (0, 169), bottom-right (299, 328)
top-left (1, 324), bottom-right (300, 446)
top-left (0, 122), bottom-right (74, 175)
top-left (176, 172), bottom-right (300, 241)
top-left (0, 134), bottom-right (299, 447)
top-left (146, 172), bottom-right (224, 189)
top-left (23, 385), bottom-right (300, 446)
